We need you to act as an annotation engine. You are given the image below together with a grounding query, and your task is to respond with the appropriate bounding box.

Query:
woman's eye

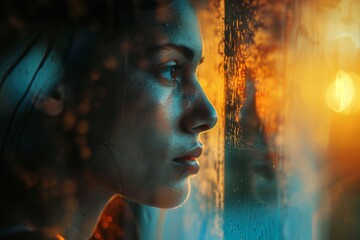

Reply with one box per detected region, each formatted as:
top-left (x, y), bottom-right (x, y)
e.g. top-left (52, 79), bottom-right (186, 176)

top-left (158, 62), bottom-right (182, 84)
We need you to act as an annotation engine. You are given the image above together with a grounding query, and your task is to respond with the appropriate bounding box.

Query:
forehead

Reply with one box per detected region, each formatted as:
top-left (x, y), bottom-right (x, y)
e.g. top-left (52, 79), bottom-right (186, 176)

top-left (131, 1), bottom-right (203, 58)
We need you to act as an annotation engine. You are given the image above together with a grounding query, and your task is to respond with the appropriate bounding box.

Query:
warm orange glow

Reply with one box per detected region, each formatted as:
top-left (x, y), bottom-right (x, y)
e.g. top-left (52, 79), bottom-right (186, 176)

top-left (190, 3), bottom-right (225, 239)
top-left (55, 234), bottom-right (65, 240)
top-left (197, 2), bottom-right (224, 208)
top-left (326, 70), bottom-right (355, 113)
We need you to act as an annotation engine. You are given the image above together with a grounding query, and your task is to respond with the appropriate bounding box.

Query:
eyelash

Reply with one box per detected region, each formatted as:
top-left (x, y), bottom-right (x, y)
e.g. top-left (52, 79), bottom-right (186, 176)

top-left (158, 62), bottom-right (183, 85)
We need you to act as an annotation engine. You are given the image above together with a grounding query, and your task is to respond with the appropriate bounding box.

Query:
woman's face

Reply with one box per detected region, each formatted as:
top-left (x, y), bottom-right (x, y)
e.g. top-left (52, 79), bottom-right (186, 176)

top-left (82, 1), bottom-right (217, 208)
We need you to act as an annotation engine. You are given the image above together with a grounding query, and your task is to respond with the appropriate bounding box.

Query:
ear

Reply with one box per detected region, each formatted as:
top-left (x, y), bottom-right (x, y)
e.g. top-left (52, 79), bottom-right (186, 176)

top-left (33, 85), bottom-right (65, 116)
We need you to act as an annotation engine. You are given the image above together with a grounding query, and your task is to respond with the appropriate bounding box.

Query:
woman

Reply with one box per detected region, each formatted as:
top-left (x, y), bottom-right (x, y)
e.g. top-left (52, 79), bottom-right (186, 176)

top-left (0, 0), bottom-right (217, 239)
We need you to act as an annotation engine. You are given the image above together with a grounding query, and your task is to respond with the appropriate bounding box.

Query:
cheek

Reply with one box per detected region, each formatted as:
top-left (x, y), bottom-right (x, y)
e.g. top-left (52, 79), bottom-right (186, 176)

top-left (116, 96), bottom-right (174, 163)
top-left (84, 122), bottom-right (171, 193)
top-left (118, 77), bottom-right (177, 139)
top-left (84, 72), bottom-right (182, 190)
top-left (112, 87), bottom-right (176, 175)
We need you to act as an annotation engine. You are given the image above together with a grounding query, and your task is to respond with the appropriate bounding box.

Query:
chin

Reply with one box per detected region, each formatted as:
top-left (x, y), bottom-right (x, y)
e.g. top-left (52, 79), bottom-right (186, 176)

top-left (154, 182), bottom-right (192, 209)
top-left (124, 179), bottom-right (192, 209)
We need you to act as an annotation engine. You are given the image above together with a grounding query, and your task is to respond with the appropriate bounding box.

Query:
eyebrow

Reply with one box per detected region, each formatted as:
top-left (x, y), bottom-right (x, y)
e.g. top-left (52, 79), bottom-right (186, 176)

top-left (146, 44), bottom-right (203, 63)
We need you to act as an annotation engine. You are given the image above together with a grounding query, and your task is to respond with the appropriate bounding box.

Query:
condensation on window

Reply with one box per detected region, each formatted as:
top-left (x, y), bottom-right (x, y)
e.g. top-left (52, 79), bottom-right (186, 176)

top-left (223, 0), bottom-right (360, 239)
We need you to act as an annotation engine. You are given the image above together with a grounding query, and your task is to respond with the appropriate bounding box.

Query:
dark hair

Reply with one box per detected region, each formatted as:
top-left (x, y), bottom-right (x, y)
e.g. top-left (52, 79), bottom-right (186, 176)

top-left (0, 0), bottom-right (180, 228)
top-left (0, 0), bottom-right (173, 159)
top-left (1, 0), bottom-right (164, 40)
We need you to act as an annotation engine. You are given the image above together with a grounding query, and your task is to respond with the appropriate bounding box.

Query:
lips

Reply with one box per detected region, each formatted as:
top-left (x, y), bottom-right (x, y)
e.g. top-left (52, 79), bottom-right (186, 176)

top-left (172, 147), bottom-right (203, 175)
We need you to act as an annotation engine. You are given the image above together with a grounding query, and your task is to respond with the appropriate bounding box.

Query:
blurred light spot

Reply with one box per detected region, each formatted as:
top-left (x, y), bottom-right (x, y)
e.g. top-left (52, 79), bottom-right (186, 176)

top-left (63, 111), bottom-right (76, 130)
top-left (22, 171), bottom-right (39, 188)
top-left (68, 0), bottom-right (87, 19)
top-left (104, 56), bottom-right (118, 70)
top-left (137, 57), bottom-right (148, 70)
top-left (7, 15), bottom-right (24, 28)
top-left (80, 146), bottom-right (91, 160)
top-left (94, 232), bottom-right (101, 239)
top-left (55, 234), bottom-right (65, 240)
top-left (101, 222), bottom-right (109, 229)
top-left (326, 70), bottom-right (354, 113)
top-left (90, 69), bottom-right (102, 81)
top-left (62, 180), bottom-right (77, 195)
top-left (64, 196), bottom-right (78, 212)
top-left (78, 101), bottom-right (91, 115)
top-left (119, 42), bottom-right (131, 56)
top-left (76, 120), bottom-right (89, 134)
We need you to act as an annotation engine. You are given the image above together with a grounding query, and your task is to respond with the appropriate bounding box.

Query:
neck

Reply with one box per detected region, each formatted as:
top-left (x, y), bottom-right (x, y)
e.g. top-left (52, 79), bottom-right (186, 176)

top-left (0, 174), bottom-right (115, 239)
top-left (63, 178), bottom-right (114, 240)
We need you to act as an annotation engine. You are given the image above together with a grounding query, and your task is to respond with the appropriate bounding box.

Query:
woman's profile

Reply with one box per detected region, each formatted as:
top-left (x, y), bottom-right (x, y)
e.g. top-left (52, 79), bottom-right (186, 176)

top-left (0, 0), bottom-right (217, 239)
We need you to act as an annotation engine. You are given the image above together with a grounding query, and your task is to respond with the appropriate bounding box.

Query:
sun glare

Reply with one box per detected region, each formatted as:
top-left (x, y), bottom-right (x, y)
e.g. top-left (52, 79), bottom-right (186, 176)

top-left (326, 70), bottom-right (355, 113)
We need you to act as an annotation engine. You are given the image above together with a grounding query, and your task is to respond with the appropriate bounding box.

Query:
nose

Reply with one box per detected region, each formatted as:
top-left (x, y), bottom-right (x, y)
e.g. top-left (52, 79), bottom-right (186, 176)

top-left (180, 80), bottom-right (218, 134)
